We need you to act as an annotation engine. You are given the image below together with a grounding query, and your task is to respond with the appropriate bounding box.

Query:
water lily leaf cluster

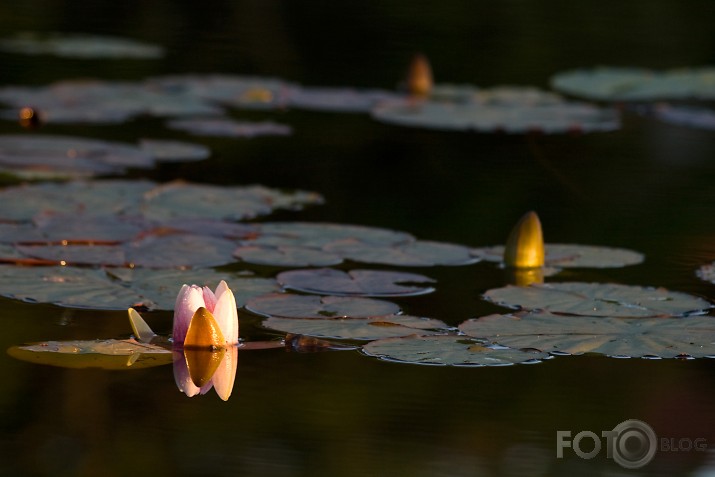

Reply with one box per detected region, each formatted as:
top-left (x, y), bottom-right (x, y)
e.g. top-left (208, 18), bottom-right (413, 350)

top-left (0, 134), bottom-right (210, 179)
top-left (550, 66), bottom-right (715, 101)
top-left (459, 311), bottom-right (715, 359)
top-left (0, 32), bottom-right (164, 59)
top-left (0, 74), bottom-right (619, 135)
top-left (482, 282), bottom-right (712, 318)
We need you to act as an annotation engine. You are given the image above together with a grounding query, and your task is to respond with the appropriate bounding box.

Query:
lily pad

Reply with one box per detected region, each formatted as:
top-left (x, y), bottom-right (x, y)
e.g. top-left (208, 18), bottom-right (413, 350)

top-left (7, 340), bottom-right (172, 369)
top-left (483, 282), bottom-right (713, 317)
top-left (474, 243), bottom-right (644, 268)
top-left (362, 335), bottom-right (548, 366)
top-left (0, 265), bottom-right (278, 310)
top-left (262, 315), bottom-right (449, 341)
top-left (372, 87), bottom-right (620, 134)
top-left (245, 293), bottom-right (401, 319)
top-left (250, 222), bottom-right (414, 248)
top-left (276, 268), bottom-right (436, 297)
top-left (166, 118), bottom-right (292, 138)
top-left (0, 80), bottom-right (222, 125)
top-left (0, 32), bottom-right (164, 59)
top-left (137, 139), bottom-right (211, 161)
top-left (646, 104), bottom-right (715, 131)
top-left (324, 238), bottom-right (480, 267)
top-left (149, 74), bottom-right (294, 110)
top-left (550, 66), bottom-right (715, 101)
top-left (233, 245), bottom-right (343, 267)
top-left (286, 86), bottom-right (400, 113)
top-left (138, 182), bottom-right (322, 222)
top-left (459, 311), bottom-right (715, 358)
top-left (0, 135), bottom-right (211, 179)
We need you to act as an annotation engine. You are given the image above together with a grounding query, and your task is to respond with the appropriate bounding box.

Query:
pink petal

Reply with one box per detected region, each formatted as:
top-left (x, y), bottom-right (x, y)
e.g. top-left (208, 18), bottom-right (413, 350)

top-left (202, 286), bottom-right (217, 313)
top-left (172, 350), bottom-right (201, 397)
top-left (173, 284), bottom-right (205, 345)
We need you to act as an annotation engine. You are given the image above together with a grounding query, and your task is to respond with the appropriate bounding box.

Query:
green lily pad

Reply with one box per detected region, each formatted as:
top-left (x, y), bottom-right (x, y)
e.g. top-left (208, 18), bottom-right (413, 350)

top-left (483, 282), bottom-right (713, 317)
top-left (262, 315), bottom-right (449, 341)
top-left (111, 268), bottom-right (279, 309)
top-left (149, 74), bottom-right (294, 110)
top-left (362, 335), bottom-right (548, 366)
top-left (166, 118), bottom-right (292, 138)
top-left (0, 135), bottom-right (211, 179)
top-left (550, 66), bottom-right (715, 101)
top-left (137, 139), bottom-right (211, 161)
top-left (646, 104), bottom-right (715, 131)
top-left (459, 311), bottom-right (715, 358)
top-left (286, 86), bottom-right (400, 113)
top-left (372, 86), bottom-right (619, 134)
top-left (0, 265), bottom-right (278, 310)
top-left (7, 340), bottom-right (171, 369)
top-left (277, 268), bottom-right (436, 297)
top-left (250, 222), bottom-right (413, 248)
top-left (324, 238), bottom-right (480, 267)
top-left (0, 265), bottom-right (153, 310)
top-left (0, 80), bottom-right (222, 124)
top-left (0, 32), bottom-right (164, 59)
top-left (139, 182), bottom-right (322, 222)
top-left (474, 243), bottom-right (644, 268)
top-left (233, 245), bottom-right (343, 267)
top-left (245, 293), bottom-right (401, 319)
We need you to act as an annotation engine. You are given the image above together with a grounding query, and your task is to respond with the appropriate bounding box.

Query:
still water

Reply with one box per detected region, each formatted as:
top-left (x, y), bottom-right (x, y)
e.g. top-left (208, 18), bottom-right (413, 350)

top-left (2, 1), bottom-right (715, 476)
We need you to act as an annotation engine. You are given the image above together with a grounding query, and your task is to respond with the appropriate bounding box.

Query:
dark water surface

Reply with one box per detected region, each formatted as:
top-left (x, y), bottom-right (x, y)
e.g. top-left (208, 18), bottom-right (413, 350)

top-left (1, 2), bottom-right (715, 476)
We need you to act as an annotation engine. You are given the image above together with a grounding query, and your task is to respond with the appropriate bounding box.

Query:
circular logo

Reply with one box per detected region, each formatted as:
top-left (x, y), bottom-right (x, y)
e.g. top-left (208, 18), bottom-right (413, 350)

top-left (610, 419), bottom-right (657, 469)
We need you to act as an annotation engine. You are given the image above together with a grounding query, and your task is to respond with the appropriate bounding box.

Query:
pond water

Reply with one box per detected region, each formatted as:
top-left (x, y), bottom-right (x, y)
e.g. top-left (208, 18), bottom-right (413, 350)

top-left (2, 1), bottom-right (715, 476)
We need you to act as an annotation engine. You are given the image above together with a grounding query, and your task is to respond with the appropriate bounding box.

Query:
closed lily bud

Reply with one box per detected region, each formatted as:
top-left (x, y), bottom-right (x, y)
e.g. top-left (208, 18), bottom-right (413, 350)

top-left (406, 53), bottom-right (433, 96)
top-left (503, 211), bottom-right (545, 268)
top-left (172, 280), bottom-right (239, 347)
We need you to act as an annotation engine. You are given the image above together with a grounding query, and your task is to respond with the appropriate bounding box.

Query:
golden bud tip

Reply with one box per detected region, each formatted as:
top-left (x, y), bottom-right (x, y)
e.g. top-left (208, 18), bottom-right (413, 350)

top-left (184, 307), bottom-right (226, 349)
top-left (406, 53), bottom-right (433, 96)
top-left (503, 211), bottom-right (545, 268)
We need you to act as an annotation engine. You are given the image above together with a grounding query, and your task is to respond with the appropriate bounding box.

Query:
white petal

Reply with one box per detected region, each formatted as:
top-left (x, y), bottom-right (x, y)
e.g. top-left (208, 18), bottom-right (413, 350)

top-left (212, 284), bottom-right (238, 344)
top-left (212, 346), bottom-right (238, 401)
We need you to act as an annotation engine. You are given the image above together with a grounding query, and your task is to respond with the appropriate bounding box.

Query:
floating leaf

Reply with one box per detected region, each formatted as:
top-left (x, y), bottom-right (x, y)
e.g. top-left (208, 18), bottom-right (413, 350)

top-left (550, 66), bottom-right (715, 101)
top-left (262, 315), bottom-right (448, 341)
top-left (166, 118), bottom-right (292, 138)
top-left (0, 32), bottom-right (164, 59)
top-left (233, 245), bottom-right (343, 267)
top-left (362, 335), bottom-right (548, 366)
top-left (149, 74), bottom-right (294, 110)
top-left (323, 238), bottom-right (480, 267)
top-left (137, 139), bottom-right (211, 162)
top-left (372, 87), bottom-right (620, 134)
top-left (7, 340), bottom-right (172, 369)
top-left (250, 222), bottom-right (414, 248)
top-left (138, 182), bottom-right (322, 222)
top-left (286, 86), bottom-right (399, 113)
top-left (277, 268), bottom-right (436, 297)
top-left (0, 80), bottom-right (221, 125)
top-left (245, 293), bottom-right (401, 319)
top-left (0, 135), bottom-right (210, 179)
top-left (475, 244), bottom-right (644, 268)
top-left (459, 311), bottom-right (715, 358)
top-left (646, 104), bottom-right (715, 131)
top-left (483, 282), bottom-right (713, 317)
top-left (0, 265), bottom-right (278, 310)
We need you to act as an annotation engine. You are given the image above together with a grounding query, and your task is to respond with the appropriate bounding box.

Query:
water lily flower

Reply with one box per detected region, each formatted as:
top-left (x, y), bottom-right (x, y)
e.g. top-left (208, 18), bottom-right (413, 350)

top-left (173, 280), bottom-right (239, 347)
top-left (127, 280), bottom-right (239, 400)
